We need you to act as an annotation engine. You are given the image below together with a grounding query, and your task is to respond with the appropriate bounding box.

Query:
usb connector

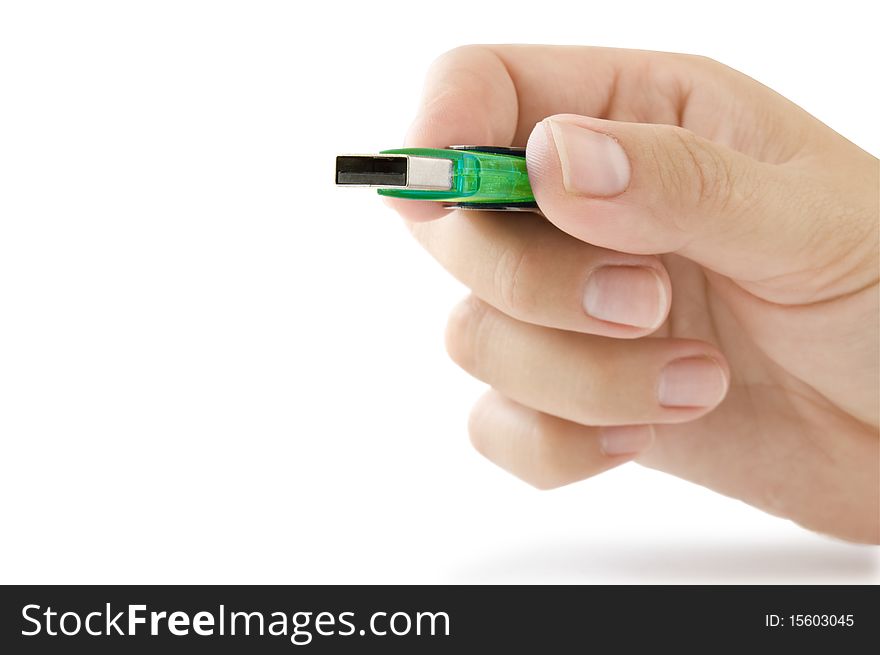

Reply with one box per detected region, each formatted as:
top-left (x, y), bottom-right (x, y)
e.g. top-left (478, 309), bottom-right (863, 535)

top-left (335, 154), bottom-right (453, 191)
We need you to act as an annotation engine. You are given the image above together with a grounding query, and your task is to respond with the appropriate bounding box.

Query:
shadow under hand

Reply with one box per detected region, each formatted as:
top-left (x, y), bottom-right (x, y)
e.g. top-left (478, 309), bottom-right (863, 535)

top-left (450, 537), bottom-right (878, 584)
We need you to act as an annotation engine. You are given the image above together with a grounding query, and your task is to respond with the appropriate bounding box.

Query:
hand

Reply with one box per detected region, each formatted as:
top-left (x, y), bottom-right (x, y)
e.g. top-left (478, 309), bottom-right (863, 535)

top-left (387, 46), bottom-right (879, 543)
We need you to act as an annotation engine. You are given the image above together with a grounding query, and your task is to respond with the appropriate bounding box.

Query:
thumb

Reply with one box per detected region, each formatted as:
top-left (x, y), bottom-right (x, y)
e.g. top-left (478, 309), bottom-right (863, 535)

top-left (526, 114), bottom-right (872, 303)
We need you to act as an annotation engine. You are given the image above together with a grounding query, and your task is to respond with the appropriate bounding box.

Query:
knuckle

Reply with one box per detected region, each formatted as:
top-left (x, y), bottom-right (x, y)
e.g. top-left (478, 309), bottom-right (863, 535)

top-left (444, 297), bottom-right (491, 374)
top-left (493, 243), bottom-right (537, 318)
top-left (427, 45), bottom-right (495, 86)
top-left (525, 477), bottom-right (559, 491)
top-left (466, 394), bottom-right (566, 491)
top-left (670, 52), bottom-right (735, 81)
top-left (426, 46), bottom-right (465, 77)
top-left (524, 414), bottom-right (567, 490)
top-left (565, 355), bottom-right (614, 426)
top-left (658, 125), bottom-right (737, 221)
top-left (680, 53), bottom-right (722, 71)
top-left (434, 44), bottom-right (486, 65)
top-left (416, 45), bottom-right (500, 144)
top-left (466, 398), bottom-right (492, 457)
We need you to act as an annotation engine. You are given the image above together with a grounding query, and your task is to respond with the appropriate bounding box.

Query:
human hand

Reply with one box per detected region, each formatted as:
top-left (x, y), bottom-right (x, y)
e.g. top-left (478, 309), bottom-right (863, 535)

top-left (387, 46), bottom-right (879, 543)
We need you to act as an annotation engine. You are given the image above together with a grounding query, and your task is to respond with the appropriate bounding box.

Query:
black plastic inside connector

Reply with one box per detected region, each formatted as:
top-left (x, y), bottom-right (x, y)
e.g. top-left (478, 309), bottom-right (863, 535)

top-left (335, 156), bottom-right (407, 186)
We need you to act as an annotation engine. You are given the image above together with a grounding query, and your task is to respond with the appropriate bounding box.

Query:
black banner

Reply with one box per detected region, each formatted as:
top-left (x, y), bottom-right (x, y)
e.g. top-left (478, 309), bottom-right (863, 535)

top-left (1, 585), bottom-right (876, 652)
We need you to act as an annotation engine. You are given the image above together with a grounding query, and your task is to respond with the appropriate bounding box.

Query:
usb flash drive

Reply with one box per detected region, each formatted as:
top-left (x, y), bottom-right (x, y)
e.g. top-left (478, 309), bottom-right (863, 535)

top-left (335, 146), bottom-right (537, 211)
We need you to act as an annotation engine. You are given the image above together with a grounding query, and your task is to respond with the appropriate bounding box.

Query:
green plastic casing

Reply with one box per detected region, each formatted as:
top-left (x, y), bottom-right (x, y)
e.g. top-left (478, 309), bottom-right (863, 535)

top-left (376, 147), bottom-right (535, 206)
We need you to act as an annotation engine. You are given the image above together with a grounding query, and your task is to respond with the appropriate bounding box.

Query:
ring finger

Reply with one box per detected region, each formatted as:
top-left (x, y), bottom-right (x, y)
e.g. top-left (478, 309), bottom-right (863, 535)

top-left (447, 296), bottom-right (730, 426)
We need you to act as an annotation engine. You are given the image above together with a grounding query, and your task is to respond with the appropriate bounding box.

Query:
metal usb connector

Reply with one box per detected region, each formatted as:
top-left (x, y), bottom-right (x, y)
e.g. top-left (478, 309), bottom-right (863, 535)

top-left (335, 154), bottom-right (453, 191)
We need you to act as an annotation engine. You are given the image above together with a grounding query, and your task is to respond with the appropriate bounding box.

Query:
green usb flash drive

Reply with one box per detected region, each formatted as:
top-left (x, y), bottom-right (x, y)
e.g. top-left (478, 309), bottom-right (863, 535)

top-left (335, 146), bottom-right (537, 211)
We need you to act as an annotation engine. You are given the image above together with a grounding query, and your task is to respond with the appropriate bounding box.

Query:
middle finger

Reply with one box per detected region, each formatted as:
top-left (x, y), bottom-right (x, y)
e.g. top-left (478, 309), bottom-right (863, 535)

top-left (409, 210), bottom-right (670, 338)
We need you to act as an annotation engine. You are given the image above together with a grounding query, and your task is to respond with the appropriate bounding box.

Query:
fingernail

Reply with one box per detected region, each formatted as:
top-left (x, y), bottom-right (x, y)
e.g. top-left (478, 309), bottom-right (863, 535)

top-left (546, 119), bottom-right (631, 196)
top-left (583, 266), bottom-right (666, 329)
top-left (658, 357), bottom-right (727, 408)
top-left (599, 425), bottom-right (654, 456)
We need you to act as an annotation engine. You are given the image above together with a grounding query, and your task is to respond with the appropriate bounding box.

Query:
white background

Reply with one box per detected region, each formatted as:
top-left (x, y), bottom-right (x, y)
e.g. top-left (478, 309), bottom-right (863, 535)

top-left (1, 0), bottom-right (877, 583)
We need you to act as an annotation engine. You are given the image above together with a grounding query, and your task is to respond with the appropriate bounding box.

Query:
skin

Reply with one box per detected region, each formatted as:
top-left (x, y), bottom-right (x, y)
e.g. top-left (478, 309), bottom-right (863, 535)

top-left (387, 46), bottom-right (879, 544)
